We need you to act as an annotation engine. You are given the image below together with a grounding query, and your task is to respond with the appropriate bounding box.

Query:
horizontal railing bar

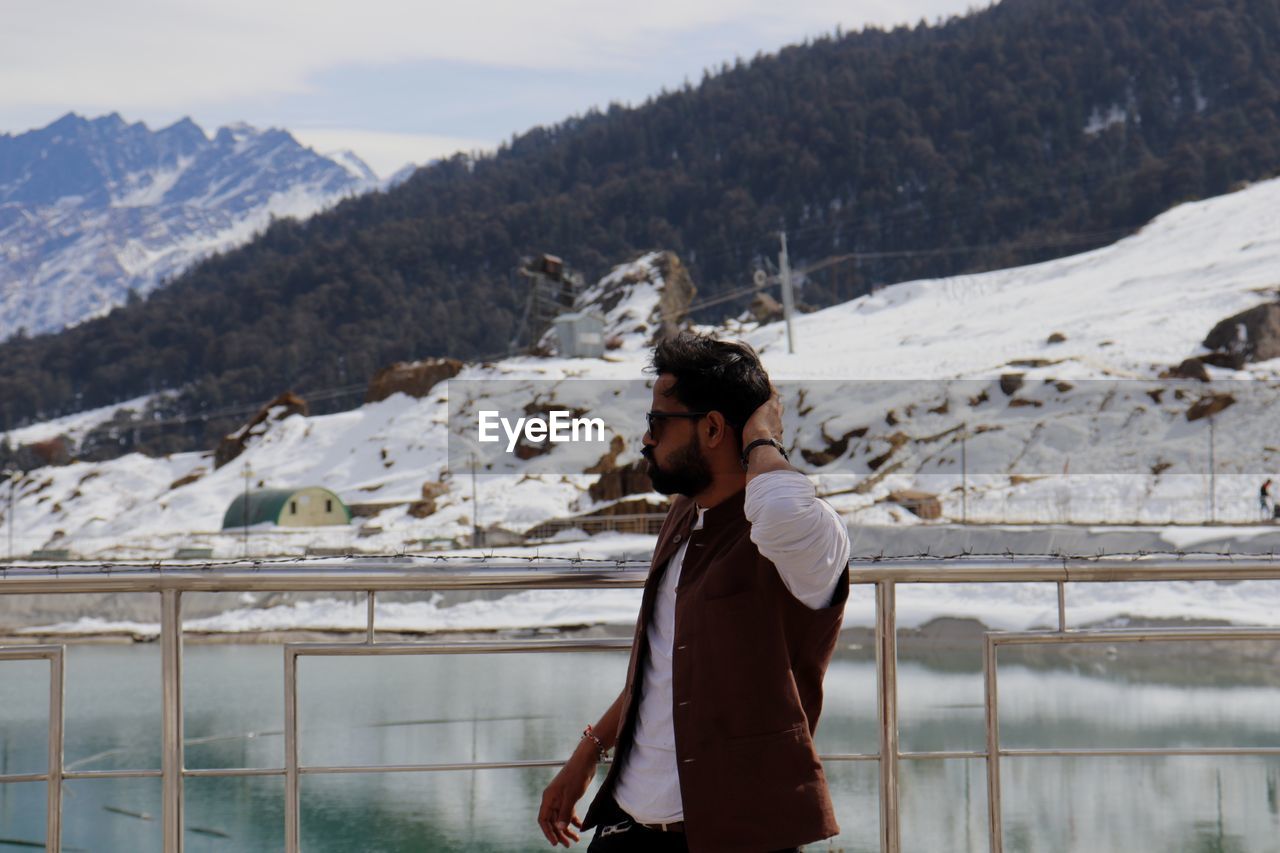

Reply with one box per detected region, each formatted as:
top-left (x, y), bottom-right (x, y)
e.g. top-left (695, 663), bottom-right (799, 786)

top-left (992, 627), bottom-right (1280, 645)
top-left (62, 769), bottom-right (164, 780)
top-left (900, 751), bottom-right (988, 761)
top-left (177, 755), bottom-right (889, 779)
top-left (854, 560), bottom-right (1280, 583)
top-left (0, 569), bottom-right (649, 595)
top-left (300, 759), bottom-right (578, 774)
top-left (0, 753), bottom-right (1003, 784)
top-left (297, 756), bottom-right (886, 775)
top-left (1000, 747), bottom-right (1280, 758)
top-left (288, 639), bottom-right (632, 657)
top-left (0, 773), bottom-right (48, 784)
top-left (183, 767), bottom-right (286, 778)
top-left (0, 645), bottom-right (61, 661)
top-left (6, 556), bottom-right (1280, 595)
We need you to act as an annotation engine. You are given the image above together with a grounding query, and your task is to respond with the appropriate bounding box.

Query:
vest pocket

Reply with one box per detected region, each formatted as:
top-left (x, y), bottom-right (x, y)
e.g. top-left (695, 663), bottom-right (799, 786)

top-left (725, 721), bottom-right (807, 745)
top-left (714, 724), bottom-right (824, 826)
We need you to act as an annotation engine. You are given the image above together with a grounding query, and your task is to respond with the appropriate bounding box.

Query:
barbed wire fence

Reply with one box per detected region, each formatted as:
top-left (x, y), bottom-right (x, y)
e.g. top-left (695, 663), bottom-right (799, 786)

top-left (7, 546), bottom-right (1280, 575)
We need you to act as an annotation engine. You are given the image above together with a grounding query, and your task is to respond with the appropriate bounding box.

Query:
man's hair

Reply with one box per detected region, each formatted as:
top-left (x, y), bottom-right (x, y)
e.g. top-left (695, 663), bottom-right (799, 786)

top-left (649, 332), bottom-right (771, 440)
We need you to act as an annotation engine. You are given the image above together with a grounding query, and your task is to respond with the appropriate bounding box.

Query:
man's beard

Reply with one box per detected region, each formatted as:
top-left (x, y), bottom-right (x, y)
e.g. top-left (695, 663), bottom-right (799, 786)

top-left (643, 434), bottom-right (713, 497)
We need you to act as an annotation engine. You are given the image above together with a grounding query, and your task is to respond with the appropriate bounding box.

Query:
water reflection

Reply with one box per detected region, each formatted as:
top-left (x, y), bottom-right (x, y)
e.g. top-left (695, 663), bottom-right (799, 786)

top-left (0, 640), bottom-right (1279, 851)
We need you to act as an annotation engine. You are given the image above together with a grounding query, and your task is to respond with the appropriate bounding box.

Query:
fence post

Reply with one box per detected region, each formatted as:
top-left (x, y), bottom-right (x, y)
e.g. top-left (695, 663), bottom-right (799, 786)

top-left (161, 589), bottom-right (184, 852)
top-left (876, 581), bottom-right (900, 852)
top-left (285, 646), bottom-right (301, 852)
top-left (46, 648), bottom-right (64, 853)
top-left (984, 634), bottom-right (1003, 853)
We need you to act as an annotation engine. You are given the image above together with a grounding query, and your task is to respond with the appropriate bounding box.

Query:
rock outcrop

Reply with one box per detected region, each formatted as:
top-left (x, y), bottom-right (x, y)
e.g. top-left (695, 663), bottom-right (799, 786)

top-left (586, 436), bottom-right (652, 503)
top-left (4, 436), bottom-right (73, 470)
top-left (566, 251), bottom-right (696, 352)
top-left (214, 392), bottom-right (309, 469)
top-left (365, 358), bottom-right (463, 403)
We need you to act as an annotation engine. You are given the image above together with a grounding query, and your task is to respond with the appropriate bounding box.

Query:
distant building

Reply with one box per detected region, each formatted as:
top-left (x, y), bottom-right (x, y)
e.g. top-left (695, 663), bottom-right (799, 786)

top-left (221, 487), bottom-right (351, 529)
top-left (553, 310), bottom-right (605, 358)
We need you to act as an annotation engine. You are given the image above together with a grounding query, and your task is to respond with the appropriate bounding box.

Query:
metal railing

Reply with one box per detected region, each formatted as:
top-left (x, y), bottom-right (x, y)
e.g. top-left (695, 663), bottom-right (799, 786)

top-left (2, 555), bottom-right (1280, 852)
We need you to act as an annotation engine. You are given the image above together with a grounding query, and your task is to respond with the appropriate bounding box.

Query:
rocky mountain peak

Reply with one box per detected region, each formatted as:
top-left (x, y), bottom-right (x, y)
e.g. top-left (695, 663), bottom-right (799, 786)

top-left (0, 113), bottom-right (378, 341)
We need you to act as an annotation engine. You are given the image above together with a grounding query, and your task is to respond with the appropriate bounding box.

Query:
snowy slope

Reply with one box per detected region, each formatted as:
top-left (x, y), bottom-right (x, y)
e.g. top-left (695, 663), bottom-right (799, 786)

top-left (5, 181), bottom-right (1280, 561)
top-left (0, 113), bottom-right (378, 339)
top-left (749, 177), bottom-right (1279, 380)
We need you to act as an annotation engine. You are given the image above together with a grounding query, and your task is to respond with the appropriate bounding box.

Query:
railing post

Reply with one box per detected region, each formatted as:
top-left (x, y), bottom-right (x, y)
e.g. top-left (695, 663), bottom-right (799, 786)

top-left (161, 589), bottom-right (184, 852)
top-left (875, 581), bottom-right (900, 853)
top-left (285, 646), bottom-right (300, 852)
top-left (46, 648), bottom-right (64, 853)
top-left (984, 634), bottom-right (1003, 853)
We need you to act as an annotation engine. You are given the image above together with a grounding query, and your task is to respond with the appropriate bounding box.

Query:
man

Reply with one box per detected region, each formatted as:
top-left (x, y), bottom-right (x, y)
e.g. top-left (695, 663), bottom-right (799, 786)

top-left (537, 332), bottom-right (850, 852)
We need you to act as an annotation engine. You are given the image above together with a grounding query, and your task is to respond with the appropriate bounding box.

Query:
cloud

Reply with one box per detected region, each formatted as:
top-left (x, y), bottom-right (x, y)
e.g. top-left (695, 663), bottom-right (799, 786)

top-left (2, 0), bottom-right (982, 117)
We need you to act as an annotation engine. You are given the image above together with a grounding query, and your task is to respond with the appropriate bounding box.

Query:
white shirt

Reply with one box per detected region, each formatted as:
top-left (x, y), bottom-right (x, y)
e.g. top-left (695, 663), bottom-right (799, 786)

top-left (612, 470), bottom-right (850, 823)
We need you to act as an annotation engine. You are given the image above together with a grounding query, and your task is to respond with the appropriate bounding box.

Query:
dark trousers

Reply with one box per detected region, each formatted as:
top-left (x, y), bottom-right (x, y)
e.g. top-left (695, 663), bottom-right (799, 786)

top-left (586, 796), bottom-right (800, 853)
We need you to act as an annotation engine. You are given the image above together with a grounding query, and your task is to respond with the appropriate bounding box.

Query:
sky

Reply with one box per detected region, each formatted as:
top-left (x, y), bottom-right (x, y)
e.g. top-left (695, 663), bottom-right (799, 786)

top-left (2, 0), bottom-right (989, 178)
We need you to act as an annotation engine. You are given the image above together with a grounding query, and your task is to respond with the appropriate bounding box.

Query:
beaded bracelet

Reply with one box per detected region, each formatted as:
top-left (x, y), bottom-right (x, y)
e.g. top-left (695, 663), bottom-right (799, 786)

top-left (581, 724), bottom-right (609, 761)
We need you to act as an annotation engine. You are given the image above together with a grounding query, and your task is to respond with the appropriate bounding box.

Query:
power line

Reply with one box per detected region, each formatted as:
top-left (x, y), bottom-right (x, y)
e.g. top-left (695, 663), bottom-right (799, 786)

top-left (795, 227), bottom-right (1135, 277)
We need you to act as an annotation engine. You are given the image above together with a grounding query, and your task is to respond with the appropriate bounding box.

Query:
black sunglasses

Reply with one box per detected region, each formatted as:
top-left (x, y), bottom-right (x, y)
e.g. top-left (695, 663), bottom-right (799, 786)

top-left (645, 410), bottom-right (710, 440)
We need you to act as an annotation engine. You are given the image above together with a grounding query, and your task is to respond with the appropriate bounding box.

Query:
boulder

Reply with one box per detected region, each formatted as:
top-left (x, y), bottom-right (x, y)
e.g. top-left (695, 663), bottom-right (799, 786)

top-left (1200, 351), bottom-right (1245, 369)
top-left (407, 481), bottom-right (450, 518)
top-left (887, 489), bottom-right (942, 520)
top-left (1203, 303), bottom-right (1280, 365)
top-left (749, 291), bottom-right (785, 324)
top-left (1159, 358), bottom-right (1211, 382)
top-left (999, 373), bottom-right (1024, 396)
top-left (1186, 393), bottom-right (1235, 422)
top-left (365, 358), bottom-right (463, 404)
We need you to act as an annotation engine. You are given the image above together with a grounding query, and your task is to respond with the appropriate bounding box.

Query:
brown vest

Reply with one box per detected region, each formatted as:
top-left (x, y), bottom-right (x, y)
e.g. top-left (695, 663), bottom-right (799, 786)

top-left (584, 488), bottom-right (849, 852)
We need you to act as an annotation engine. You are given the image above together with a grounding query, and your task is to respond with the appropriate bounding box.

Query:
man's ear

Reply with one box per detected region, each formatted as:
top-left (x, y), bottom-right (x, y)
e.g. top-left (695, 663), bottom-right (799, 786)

top-left (704, 412), bottom-right (729, 448)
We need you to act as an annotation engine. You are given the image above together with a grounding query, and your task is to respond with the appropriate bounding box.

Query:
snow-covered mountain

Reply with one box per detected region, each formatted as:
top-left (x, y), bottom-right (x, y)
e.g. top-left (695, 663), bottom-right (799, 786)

top-left (0, 113), bottom-right (378, 340)
top-left (5, 176), bottom-right (1280, 564)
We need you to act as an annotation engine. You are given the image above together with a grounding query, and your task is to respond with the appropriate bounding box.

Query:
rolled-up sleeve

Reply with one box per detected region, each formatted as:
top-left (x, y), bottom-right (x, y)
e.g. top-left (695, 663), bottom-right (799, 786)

top-left (744, 469), bottom-right (850, 609)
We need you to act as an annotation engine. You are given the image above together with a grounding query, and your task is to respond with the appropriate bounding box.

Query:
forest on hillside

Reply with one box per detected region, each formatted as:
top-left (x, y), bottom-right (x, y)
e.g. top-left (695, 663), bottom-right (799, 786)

top-left (2, 0), bottom-right (1278, 457)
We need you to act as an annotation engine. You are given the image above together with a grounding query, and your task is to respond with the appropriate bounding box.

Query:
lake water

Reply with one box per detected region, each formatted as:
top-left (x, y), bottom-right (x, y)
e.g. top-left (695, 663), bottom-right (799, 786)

top-left (2, 633), bottom-right (1279, 852)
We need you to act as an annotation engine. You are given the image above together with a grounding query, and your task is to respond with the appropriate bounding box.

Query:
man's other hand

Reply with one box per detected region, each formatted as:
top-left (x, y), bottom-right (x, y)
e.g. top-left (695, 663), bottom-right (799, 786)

top-left (537, 745), bottom-right (595, 847)
top-left (743, 387), bottom-right (784, 446)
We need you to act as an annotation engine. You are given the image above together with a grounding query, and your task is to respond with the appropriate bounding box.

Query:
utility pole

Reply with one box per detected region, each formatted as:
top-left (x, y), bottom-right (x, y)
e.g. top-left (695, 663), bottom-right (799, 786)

top-left (779, 232), bottom-right (796, 354)
top-left (242, 462), bottom-right (253, 558)
top-left (470, 454), bottom-right (481, 548)
top-left (3, 469), bottom-right (15, 562)
top-left (1208, 416), bottom-right (1217, 524)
